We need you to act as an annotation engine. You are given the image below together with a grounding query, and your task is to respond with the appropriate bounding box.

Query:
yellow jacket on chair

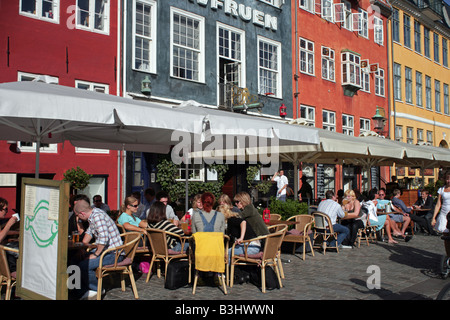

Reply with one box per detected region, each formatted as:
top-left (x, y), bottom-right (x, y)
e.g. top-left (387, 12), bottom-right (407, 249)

top-left (193, 232), bottom-right (225, 273)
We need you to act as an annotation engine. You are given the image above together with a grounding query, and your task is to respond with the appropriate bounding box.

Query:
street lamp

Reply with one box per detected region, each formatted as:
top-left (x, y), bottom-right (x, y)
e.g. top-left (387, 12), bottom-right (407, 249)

top-left (141, 76), bottom-right (152, 96)
top-left (372, 106), bottom-right (386, 136)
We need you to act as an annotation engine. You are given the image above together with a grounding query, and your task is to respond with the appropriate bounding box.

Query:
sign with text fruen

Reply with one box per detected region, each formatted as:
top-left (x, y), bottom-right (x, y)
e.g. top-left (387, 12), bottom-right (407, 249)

top-left (16, 178), bottom-right (69, 300)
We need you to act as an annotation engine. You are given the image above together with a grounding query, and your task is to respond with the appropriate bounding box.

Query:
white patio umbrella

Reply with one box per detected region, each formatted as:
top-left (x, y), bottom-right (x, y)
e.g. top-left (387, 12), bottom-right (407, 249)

top-left (0, 81), bottom-right (209, 177)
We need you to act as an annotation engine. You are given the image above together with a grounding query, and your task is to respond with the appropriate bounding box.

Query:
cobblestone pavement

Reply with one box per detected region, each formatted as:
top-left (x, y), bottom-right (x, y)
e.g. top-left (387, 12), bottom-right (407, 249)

top-left (101, 233), bottom-right (449, 301)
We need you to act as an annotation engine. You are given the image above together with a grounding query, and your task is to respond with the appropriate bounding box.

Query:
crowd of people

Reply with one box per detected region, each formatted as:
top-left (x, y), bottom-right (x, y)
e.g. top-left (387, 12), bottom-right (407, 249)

top-left (1, 170), bottom-right (449, 300)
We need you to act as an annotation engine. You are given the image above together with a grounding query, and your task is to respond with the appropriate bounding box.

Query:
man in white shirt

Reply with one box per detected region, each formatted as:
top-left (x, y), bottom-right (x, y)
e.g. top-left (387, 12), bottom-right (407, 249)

top-left (317, 190), bottom-right (350, 248)
top-left (271, 170), bottom-right (288, 202)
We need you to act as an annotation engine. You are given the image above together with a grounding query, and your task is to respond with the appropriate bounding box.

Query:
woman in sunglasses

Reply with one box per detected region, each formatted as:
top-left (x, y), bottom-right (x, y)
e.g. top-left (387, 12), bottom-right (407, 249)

top-left (117, 196), bottom-right (149, 234)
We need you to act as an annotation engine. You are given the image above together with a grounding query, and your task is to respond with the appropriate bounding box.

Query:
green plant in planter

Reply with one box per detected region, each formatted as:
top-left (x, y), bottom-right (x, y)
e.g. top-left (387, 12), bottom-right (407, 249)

top-left (156, 156), bottom-right (228, 201)
top-left (63, 166), bottom-right (92, 193)
top-left (267, 197), bottom-right (308, 220)
top-left (246, 164), bottom-right (272, 195)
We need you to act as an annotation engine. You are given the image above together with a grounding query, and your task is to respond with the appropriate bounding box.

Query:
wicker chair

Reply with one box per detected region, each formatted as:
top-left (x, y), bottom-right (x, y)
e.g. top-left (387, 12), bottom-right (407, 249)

top-left (312, 211), bottom-right (339, 254)
top-left (356, 216), bottom-right (378, 247)
top-left (0, 245), bottom-right (18, 300)
top-left (230, 225), bottom-right (287, 293)
top-left (95, 232), bottom-right (141, 300)
top-left (190, 232), bottom-right (229, 295)
top-left (270, 214), bottom-right (282, 221)
top-left (283, 214), bottom-right (315, 260)
top-left (144, 228), bottom-right (190, 284)
top-left (267, 224), bottom-right (286, 278)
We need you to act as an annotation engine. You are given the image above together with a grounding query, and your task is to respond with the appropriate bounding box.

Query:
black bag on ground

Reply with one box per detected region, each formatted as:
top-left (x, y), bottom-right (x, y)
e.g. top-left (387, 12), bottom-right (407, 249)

top-left (248, 265), bottom-right (280, 290)
top-left (164, 260), bottom-right (190, 290)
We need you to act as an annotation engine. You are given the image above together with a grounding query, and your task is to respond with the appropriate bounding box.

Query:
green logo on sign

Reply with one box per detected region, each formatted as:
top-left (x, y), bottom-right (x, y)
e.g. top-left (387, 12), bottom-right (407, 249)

top-left (25, 200), bottom-right (58, 248)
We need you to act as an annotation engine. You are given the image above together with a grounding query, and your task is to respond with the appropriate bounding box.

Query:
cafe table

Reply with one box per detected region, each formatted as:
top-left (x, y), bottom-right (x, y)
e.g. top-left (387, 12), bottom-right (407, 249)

top-left (265, 220), bottom-right (299, 226)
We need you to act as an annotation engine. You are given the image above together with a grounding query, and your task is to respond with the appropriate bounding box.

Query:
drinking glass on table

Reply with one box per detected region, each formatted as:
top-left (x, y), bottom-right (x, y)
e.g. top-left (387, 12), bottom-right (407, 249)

top-left (72, 230), bottom-right (80, 243)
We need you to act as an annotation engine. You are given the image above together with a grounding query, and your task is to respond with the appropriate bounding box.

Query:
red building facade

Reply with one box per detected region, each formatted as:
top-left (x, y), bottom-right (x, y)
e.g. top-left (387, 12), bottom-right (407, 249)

top-left (292, 0), bottom-right (392, 196)
top-left (0, 0), bottom-right (121, 213)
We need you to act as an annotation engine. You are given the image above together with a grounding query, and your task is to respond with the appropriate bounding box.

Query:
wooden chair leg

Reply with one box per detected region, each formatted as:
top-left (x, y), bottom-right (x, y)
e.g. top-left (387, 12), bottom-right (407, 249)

top-left (229, 264), bottom-right (235, 288)
top-left (97, 276), bottom-right (103, 300)
top-left (192, 271), bottom-right (199, 295)
top-left (261, 266), bottom-right (266, 293)
top-left (128, 267), bottom-right (139, 299)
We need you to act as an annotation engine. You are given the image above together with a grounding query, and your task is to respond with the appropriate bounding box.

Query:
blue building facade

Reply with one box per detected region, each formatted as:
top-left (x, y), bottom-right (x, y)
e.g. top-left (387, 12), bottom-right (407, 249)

top-left (123, 0), bottom-right (293, 199)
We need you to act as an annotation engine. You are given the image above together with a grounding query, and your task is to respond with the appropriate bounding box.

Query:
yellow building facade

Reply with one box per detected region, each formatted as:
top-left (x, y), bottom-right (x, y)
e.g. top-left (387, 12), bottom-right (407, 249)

top-left (388, 0), bottom-right (450, 186)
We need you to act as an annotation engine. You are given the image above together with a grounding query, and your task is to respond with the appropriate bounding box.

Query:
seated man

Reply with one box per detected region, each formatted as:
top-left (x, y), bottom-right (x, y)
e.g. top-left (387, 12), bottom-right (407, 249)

top-left (317, 190), bottom-right (350, 249)
top-left (412, 189), bottom-right (438, 235)
top-left (390, 189), bottom-right (412, 241)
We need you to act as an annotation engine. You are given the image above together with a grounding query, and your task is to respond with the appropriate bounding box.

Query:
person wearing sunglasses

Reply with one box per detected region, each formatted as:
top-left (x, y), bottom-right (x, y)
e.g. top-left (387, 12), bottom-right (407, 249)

top-left (92, 195), bottom-right (111, 213)
top-left (0, 197), bottom-right (19, 244)
top-left (117, 196), bottom-right (149, 234)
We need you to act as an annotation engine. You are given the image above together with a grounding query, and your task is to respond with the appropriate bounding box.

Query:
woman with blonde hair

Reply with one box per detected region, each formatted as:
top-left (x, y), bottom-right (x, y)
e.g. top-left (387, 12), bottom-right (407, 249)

top-left (233, 192), bottom-right (269, 237)
top-left (218, 204), bottom-right (259, 262)
top-left (340, 189), bottom-right (365, 248)
top-left (117, 196), bottom-right (148, 234)
top-left (218, 194), bottom-right (240, 213)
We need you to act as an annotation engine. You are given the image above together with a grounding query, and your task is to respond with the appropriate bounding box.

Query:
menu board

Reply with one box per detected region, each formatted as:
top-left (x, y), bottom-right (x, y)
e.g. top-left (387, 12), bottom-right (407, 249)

top-left (16, 178), bottom-right (69, 300)
top-left (316, 164), bottom-right (325, 200)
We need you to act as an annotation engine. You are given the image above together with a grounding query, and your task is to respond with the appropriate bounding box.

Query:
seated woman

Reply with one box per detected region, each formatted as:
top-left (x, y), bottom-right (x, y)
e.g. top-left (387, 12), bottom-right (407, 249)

top-left (366, 189), bottom-right (397, 244)
top-left (218, 194), bottom-right (240, 213)
top-left (233, 192), bottom-right (269, 237)
top-left (218, 204), bottom-right (260, 262)
top-left (147, 201), bottom-right (188, 252)
top-left (181, 194), bottom-right (203, 222)
top-left (341, 189), bottom-right (365, 248)
top-left (191, 192), bottom-right (225, 233)
top-left (117, 196), bottom-right (149, 234)
top-left (0, 197), bottom-right (20, 273)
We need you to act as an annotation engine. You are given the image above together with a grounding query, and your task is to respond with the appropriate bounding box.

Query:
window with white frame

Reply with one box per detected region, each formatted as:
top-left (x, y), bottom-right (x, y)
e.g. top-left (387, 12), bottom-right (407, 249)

top-left (75, 81), bottom-right (110, 153)
top-left (393, 63), bottom-right (402, 101)
top-left (405, 66), bottom-right (413, 104)
top-left (342, 114), bottom-right (354, 135)
top-left (426, 130), bottom-right (433, 144)
top-left (76, 0), bottom-right (109, 33)
top-left (424, 27), bottom-right (430, 58)
top-left (425, 75), bottom-right (432, 110)
top-left (321, 47), bottom-right (335, 81)
top-left (341, 51), bottom-right (361, 87)
top-left (435, 80), bottom-right (441, 112)
top-left (444, 83), bottom-right (449, 115)
top-left (300, 38), bottom-right (314, 76)
top-left (20, 0), bottom-right (59, 22)
top-left (375, 68), bottom-right (385, 97)
top-left (403, 14), bottom-right (411, 48)
top-left (171, 8), bottom-right (205, 82)
top-left (341, 1), bottom-right (352, 31)
top-left (299, 0), bottom-right (315, 13)
top-left (321, 0), bottom-right (333, 22)
top-left (416, 71), bottom-right (423, 107)
top-left (395, 125), bottom-right (403, 142)
top-left (299, 105), bottom-right (315, 126)
top-left (374, 16), bottom-right (383, 45)
top-left (360, 118), bottom-right (371, 133)
top-left (133, 0), bottom-right (157, 73)
top-left (358, 9), bottom-right (368, 38)
top-left (258, 37), bottom-right (281, 98)
top-left (75, 80), bottom-right (109, 93)
top-left (176, 164), bottom-right (204, 182)
top-left (392, 9), bottom-right (400, 42)
top-left (322, 110), bottom-right (336, 131)
top-left (434, 33), bottom-right (440, 63)
top-left (417, 129), bottom-right (424, 144)
top-left (406, 127), bottom-right (414, 144)
top-left (17, 72), bottom-right (58, 153)
top-left (443, 39), bottom-right (448, 68)
top-left (414, 20), bottom-right (421, 53)
top-left (361, 68), bottom-right (370, 92)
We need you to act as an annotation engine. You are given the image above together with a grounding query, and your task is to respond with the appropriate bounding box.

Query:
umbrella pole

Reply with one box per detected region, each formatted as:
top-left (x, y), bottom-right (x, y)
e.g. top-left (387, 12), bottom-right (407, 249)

top-left (185, 161), bottom-right (189, 213)
top-left (35, 119), bottom-right (41, 179)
